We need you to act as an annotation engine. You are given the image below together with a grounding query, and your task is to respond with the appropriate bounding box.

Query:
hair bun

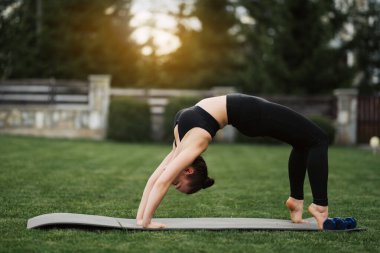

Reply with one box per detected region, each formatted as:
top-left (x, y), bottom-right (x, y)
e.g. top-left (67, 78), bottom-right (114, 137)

top-left (202, 177), bottom-right (215, 189)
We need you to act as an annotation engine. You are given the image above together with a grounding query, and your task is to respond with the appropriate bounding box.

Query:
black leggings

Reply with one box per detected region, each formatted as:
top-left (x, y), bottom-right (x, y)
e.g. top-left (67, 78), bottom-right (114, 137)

top-left (227, 94), bottom-right (329, 206)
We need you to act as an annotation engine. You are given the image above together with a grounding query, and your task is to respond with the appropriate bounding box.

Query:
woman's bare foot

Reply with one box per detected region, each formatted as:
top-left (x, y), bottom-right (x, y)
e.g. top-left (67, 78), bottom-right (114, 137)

top-left (308, 203), bottom-right (328, 229)
top-left (285, 197), bottom-right (306, 223)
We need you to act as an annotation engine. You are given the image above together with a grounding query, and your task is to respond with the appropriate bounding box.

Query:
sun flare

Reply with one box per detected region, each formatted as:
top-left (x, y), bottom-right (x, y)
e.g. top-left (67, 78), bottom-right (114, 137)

top-left (131, 26), bottom-right (180, 56)
top-left (130, 6), bottom-right (181, 56)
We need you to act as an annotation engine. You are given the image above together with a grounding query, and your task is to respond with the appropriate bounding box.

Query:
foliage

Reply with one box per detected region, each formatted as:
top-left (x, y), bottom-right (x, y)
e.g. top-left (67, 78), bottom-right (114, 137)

top-left (346, 0), bottom-right (380, 94)
top-left (161, 0), bottom-right (244, 89)
top-left (308, 115), bottom-right (336, 144)
top-left (1, 0), bottom-right (379, 94)
top-left (239, 0), bottom-right (354, 94)
top-left (162, 96), bottom-right (201, 143)
top-left (107, 96), bottom-right (151, 142)
top-left (0, 0), bottom-right (138, 85)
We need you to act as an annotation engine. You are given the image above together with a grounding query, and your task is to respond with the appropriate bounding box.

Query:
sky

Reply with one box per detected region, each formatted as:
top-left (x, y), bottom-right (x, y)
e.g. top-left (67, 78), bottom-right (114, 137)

top-left (129, 0), bottom-right (198, 56)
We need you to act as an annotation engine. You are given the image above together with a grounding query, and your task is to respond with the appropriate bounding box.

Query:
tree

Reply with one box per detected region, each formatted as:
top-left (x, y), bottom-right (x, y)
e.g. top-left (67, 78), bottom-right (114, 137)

top-left (162, 0), bottom-right (244, 89)
top-left (160, 1), bottom-right (204, 88)
top-left (240, 0), bottom-right (353, 94)
top-left (347, 0), bottom-right (380, 94)
top-left (0, 0), bottom-right (38, 78)
top-left (0, 0), bottom-right (139, 85)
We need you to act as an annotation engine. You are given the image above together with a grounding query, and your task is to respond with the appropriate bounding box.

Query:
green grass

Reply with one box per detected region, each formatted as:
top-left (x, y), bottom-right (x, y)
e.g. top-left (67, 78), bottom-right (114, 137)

top-left (0, 135), bottom-right (379, 253)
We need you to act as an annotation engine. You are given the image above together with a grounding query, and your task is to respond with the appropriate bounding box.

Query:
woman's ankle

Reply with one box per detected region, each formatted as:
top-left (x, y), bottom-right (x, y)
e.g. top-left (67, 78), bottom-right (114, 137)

top-left (311, 203), bottom-right (328, 211)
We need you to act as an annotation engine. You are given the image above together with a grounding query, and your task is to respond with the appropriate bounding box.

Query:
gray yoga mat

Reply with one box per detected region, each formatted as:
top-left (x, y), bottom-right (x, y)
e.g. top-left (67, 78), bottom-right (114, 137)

top-left (27, 213), bottom-right (365, 232)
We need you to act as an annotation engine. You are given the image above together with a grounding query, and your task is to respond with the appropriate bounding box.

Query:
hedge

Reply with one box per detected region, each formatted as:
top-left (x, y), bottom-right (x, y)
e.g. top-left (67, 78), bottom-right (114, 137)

top-left (107, 97), bottom-right (151, 142)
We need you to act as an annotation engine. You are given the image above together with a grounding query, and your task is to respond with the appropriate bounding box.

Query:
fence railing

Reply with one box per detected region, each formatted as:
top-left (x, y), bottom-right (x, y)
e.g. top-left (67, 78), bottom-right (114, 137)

top-left (0, 79), bottom-right (89, 105)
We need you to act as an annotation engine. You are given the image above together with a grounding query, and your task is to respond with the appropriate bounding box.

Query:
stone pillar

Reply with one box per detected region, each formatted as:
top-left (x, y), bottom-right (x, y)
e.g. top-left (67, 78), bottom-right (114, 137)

top-left (88, 75), bottom-right (111, 138)
top-left (334, 88), bottom-right (358, 145)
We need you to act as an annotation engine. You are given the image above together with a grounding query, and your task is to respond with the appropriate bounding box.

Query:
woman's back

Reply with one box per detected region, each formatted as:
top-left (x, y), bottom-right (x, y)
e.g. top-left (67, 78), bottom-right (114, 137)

top-left (196, 95), bottom-right (228, 128)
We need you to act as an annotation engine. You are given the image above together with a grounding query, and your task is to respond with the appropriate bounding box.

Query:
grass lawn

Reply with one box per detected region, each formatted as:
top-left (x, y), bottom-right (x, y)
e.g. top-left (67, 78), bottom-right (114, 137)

top-left (0, 135), bottom-right (379, 253)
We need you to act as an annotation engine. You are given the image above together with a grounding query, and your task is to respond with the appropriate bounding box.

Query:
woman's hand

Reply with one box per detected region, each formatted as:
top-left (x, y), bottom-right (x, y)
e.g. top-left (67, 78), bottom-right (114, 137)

top-left (136, 219), bottom-right (143, 226)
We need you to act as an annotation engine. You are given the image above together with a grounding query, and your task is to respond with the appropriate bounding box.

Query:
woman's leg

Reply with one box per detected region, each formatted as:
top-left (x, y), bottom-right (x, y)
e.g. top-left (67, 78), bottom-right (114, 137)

top-left (306, 135), bottom-right (329, 229)
top-left (288, 134), bottom-right (329, 207)
top-left (288, 147), bottom-right (309, 200)
top-left (286, 124), bottom-right (329, 228)
top-left (286, 147), bottom-right (308, 223)
top-left (257, 100), bottom-right (329, 228)
top-left (306, 137), bottom-right (329, 206)
top-left (229, 95), bottom-right (329, 228)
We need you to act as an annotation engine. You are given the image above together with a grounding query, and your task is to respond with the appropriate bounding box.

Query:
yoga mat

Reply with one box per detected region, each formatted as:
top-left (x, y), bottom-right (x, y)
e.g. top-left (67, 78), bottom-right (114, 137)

top-left (27, 213), bottom-right (365, 232)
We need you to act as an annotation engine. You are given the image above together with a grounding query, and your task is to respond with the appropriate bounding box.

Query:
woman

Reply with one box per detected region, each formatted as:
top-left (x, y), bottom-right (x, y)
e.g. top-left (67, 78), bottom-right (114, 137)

top-left (136, 93), bottom-right (329, 229)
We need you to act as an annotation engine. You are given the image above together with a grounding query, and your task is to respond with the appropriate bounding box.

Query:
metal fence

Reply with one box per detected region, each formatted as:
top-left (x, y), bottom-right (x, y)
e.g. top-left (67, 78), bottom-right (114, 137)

top-left (357, 95), bottom-right (380, 143)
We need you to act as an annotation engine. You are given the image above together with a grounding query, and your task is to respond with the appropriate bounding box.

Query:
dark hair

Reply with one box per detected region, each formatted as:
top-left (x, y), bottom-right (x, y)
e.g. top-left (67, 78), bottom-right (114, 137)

top-left (186, 156), bottom-right (215, 194)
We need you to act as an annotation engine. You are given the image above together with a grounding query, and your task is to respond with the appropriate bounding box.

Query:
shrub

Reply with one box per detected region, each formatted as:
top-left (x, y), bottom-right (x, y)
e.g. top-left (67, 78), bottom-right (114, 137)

top-left (107, 97), bottom-right (151, 142)
top-left (163, 96), bottom-right (201, 143)
top-left (308, 115), bottom-right (336, 144)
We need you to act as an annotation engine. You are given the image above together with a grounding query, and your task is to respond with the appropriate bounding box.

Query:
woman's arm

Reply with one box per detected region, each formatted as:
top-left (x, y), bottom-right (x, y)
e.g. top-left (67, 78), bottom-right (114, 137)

top-left (136, 142), bottom-right (176, 223)
top-left (142, 140), bottom-right (207, 228)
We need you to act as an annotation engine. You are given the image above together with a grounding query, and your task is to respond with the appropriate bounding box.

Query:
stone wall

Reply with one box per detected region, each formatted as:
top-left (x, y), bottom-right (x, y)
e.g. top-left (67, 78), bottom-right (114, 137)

top-left (0, 75), bottom-right (110, 139)
top-left (0, 106), bottom-right (101, 138)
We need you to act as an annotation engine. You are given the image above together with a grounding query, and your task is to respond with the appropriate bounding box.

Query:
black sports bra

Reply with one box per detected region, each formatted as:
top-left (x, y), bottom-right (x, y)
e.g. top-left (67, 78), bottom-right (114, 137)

top-left (173, 106), bottom-right (220, 146)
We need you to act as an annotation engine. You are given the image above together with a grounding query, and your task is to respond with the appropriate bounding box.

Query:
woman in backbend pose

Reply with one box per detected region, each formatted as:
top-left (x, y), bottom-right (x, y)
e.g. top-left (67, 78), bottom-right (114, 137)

top-left (136, 93), bottom-right (329, 229)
